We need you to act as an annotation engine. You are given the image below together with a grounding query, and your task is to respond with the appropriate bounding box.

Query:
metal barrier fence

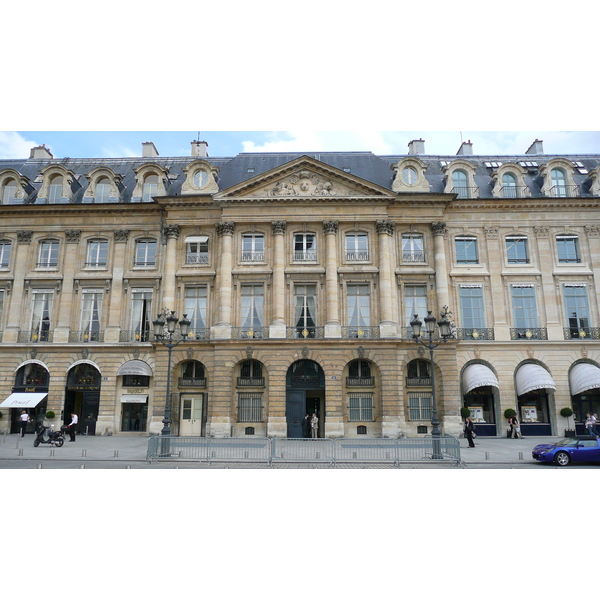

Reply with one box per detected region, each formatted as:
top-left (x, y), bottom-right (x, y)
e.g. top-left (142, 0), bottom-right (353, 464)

top-left (147, 435), bottom-right (462, 466)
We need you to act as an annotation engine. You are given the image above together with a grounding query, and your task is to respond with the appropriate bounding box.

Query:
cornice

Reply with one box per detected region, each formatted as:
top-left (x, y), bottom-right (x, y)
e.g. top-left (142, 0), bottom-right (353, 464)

top-left (446, 198), bottom-right (600, 211)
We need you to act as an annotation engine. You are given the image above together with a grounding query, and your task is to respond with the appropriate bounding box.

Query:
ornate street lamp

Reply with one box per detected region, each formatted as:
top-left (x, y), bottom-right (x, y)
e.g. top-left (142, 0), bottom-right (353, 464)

top-left (410, 306), bottom-right (453, 459)
top-left (152, 311), bottom-right (191, 452)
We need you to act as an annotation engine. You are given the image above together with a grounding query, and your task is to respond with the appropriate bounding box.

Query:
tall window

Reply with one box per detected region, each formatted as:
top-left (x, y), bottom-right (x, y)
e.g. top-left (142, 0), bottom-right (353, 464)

top-left (142, 174), bottom-right (158, 202)
top-left (2, 179), bottom-right (17, 204)
top-left (347, 284), bottom-right (371, 330)
top-left (80, 290), bottom-right (103, 341)
top-left (240, 284), bottom-right (264, 331)
top-left (294, 233), bottom-right (316, 261)
top-left (402, 234), bottom-right (425, 262)
top-left (184, 287), bottom-right (207, 337)
top-left (135, 240), bottom-right (156, 267)
top-left (407, 359), bottom-right (430, 384)
top-left (511, 285), bottom-right (538, 328)
top-left (409, 393), bottom-right (431, 420)
top-left (348, 393), bottom-right (374, 421)
top-left (455, 236), bottom-right (479, 264)
top-left (404, 284), bottom-right (427, 327)
top-left (130, 289), bottom-right (153, 342)
top-left (241, 234), bottom-right (264, 262)
top-left (186, 236), bottom-right (209, 264)
top-left (502, 172), bottom-right (518, 198)
top-left (345, 233), bottom-right (369, 261)
top-left (30, 290), bottom-right (53, 341)
top-left (48, 175), bottom-right (63, 203)
top-left (0, 240), bottom-right (11, 268)
top-left (238, 393), bottom-right (262, 423)
top-left (452, 170), bottom-right (469, 198)
top-left (556, 235), bottom-right (580, 263)
top-left (506, 236), bottom-right (529, 264)
top-left (564, 284), bottom-right (590, 337)
top-left (460, 285), bottom-right (486, 328)
top-left (38, 240), bottom-right (59, 268)
top-left (0, 289), bottom-right (4, 332)
top-left (551, 168), bottom-right (567, 197)
top-left (95, 177), bottom-right (111, 202)
top-left (86, 240), bottom-right (108, 267)
top-left (294, 284), bottom-right (317, 337)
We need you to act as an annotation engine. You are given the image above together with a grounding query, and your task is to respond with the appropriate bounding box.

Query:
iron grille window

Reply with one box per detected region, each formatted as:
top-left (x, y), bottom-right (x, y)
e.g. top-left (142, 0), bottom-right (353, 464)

top-left (238, 393), bottom-right (262, 423)
top-left (348, 393), bottom-right (373, 422)
top-left (409, 393), bottom-right (431, 420)
top-left (245, 427), bottom-right (255, 435)
top-left (357, 426), bottom-right (367, 435)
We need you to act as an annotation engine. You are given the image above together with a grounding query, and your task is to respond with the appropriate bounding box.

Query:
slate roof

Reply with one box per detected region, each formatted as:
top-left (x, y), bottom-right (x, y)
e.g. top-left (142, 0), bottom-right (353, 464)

top-left (1, 150), bottom-right (599, 203)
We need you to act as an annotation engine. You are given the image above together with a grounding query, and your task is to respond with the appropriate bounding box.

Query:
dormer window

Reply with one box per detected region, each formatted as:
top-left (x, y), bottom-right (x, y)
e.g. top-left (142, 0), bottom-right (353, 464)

top-left (181, 160), bottom-right (219, 195)
top-left (48, 175), bottom-right (63, 203)
top-left (540, 160), bottom-right (579, 198)
top-left (452, 170), bottom-right (469, 198)
top-left (551, 168), bottom-right (567, 197)
top-left (443, 161), bottom-right (479, 199)
top-left (95, 177), bottom-right (111, 202)
top-left (193, 169), bottom-right (209, 189)
top-left (1, 178), bottom-right (17, 204)
top-left (142, 174), bottom-right (158, 203)
top-left (502, 172), bottom-right (518, 198)
top-left (491, 163), bottom-right (530, 199)
top-left (392, 157), bottom-right (430, 192)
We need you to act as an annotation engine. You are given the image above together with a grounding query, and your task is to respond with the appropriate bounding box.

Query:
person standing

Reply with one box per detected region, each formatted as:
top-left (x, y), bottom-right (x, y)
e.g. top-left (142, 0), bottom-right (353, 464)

top-left (67, 412), bottom-right (78, 442)
top-left (19, 410), bottom-right (31, 437)
top-left (311, 412), bottom-right (318, 439)
top-left (585, 413), bottom-right (597, 438)
top-left (510, 414), bottom-right (523, 439)
top-left (301, 413), bottom-right (311, 438)
top-left (464, 417), bottom-right (476, 448)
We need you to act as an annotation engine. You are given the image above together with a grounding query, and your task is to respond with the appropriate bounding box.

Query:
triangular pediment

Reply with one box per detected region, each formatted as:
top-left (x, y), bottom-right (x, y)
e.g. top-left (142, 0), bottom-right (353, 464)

top-left (215, 156), bottom-right (393, 201)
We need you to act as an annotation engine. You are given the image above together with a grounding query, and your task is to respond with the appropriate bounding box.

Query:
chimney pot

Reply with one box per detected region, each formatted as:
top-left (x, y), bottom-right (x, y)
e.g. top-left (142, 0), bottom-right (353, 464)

top-left (142, 142), bottom-right (159, 158)
top-left (407, 139), bottom-right (425, 155)
top-left (525, 139), bottom-right (544, 155)
top-left (29, 145), bottom-right (54, 160)
top-left (191, 140), bottom-right (209, 157)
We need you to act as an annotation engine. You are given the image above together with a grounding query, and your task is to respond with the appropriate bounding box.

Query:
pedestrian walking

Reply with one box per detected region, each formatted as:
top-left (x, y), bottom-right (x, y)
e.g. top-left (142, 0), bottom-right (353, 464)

top-left (585, 413), bottom-right (598, 438)
top-left (509, 414), bottom-right (523, 439)
top-left (19, 410), bottom-right (31, 437)
top-left (66, 412), bottom-right (78, 442)
top-left (464, 416), bottom-right (476, 448)
top-left (311, 412), bottom-right (318, 439)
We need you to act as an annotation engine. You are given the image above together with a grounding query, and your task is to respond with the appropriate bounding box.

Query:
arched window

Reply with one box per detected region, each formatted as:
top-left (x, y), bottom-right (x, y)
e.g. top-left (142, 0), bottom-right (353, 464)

top-left (180, 361), bottom-right (206, 386)
top-left (68, 363), bottom-right (100, 387)
top-left (502, 172), bottom-right (518, 198)
top-left (95, 177), bottom-right (111, 202)
top-left (551, 168), bottom-right (567, 197)
top-left (347, 359), bottom-right (373, 385)
top-left (452, 170), bottom-right (469, 198)
top-left (142, 174), bottom-right (158, 202)
top-left (48, 175), bottom-right (63, 203)
top-left (2, 178), bottom-right (17, 204)
top-left (18, 363), bottom-right (49, 387)
top-left (238, 360), bottom-right (264, 386)
top-left (407, 359), bottom-right (431, 385)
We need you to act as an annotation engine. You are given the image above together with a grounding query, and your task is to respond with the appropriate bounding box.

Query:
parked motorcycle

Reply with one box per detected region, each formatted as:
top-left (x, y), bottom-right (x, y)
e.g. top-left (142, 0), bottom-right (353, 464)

top-left (33, 423), bottom-right (65, 447)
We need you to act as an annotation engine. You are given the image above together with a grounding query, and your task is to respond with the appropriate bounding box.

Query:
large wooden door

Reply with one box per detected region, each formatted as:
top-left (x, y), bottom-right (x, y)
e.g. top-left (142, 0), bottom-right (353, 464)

top-left (180, 394), bottom-right (204, 436)
top-left (286, 391), bottom-right (305, 438)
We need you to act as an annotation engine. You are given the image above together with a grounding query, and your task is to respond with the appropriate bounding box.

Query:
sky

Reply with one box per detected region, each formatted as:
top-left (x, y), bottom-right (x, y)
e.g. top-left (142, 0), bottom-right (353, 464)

top-left (1, 130), bottom-right (598, 160)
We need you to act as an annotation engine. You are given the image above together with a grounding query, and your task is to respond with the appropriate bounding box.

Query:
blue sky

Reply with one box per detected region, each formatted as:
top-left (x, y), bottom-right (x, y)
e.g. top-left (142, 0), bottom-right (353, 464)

top-left (1, 131), bottom-right (598, 160)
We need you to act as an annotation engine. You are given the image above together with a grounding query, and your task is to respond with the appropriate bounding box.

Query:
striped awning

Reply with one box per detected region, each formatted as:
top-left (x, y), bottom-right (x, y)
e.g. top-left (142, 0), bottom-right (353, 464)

top-left (117, 360), bottom-right (153, 377)
top-left (120, 394), bottom-right (149, 403)
top-left (569, 363), bottom-right (600, 396)
top-left (516, 364), bottom-right (556, 396)
top-left (462, 364), bottom-right (500, 394)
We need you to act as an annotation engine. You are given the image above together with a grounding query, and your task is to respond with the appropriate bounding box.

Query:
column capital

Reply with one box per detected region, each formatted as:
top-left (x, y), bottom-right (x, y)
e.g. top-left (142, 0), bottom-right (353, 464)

top-left (216, 221), bottom-right (235, 236)
top-left (323, 220), bottom-right (338, 235)
top-left (163, 224), bottom-right (180, 239)
top-left (65, 229), bottom-right (81, 243)
top-left (17, 230), bottom-right (33, 244)
top-left (271, 220), bottom-right (286, 235)
top-left (431, 221), bottom-right (447, 237)
top-left (376, 220), bottom-right (395, 236)
top-left (114, 229), bottom-right (130, 243)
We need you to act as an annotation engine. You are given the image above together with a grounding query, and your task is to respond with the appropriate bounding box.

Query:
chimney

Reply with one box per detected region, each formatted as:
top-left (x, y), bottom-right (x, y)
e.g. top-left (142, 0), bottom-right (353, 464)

top-left (29, 144), bottom-right (54, 160)
top-left (407, 139), bottom-right (425, 155)
top-left (526, 139), bottom-right (544, 155)
top-left (457, 140), bottom-right (473, 156)
top-left (142, 142), bottom-right (159, 158)
top-left (191, 140), bottom-right (209, 158)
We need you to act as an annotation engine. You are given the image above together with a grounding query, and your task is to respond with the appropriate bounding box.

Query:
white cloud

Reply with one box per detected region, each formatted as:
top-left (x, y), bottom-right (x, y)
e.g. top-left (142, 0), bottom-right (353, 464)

top-left (0, 131), bottom-right (38, 159)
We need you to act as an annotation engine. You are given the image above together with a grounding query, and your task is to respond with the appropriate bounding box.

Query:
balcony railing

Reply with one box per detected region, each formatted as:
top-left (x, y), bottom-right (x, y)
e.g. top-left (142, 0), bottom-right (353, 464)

top-left (286, 327), bottom-right (324, 339)
top-left (342, 326), bottom-right (380, 339)
top-left (293, 251), bottom-right (317, 262)
top-left (456, 328), bottom-right (495, 340)
top-left (120, 330), bottom-right (151, 342)
top-left (346, 376), bottom-right (375, 387)
top-left (178, 377), bottom-right (207, 388)
top-left (237, 377), bottom-right (265, 387)
top-left (186, 253), bottom-right (209, 264)
top-left (402, 252), bottom-right (426, 263)
top-left (406, 377), bottom-right (432, 387)
top-left (69, 330), bottom-right (105, 342)
top-left (563, 327), bottom-right (600, 340)
top-left (346, 251), bottom-right (369, 262)
top-left (232, 327), bottom-right (269, 340)
top-left (500, 185), bottom-right (529, 199)
top-left (18, 330), bottom-right (54, 343)
top-left (510, 328), bottom-right (548, 340)
top-left (550, 184), bottom-right (579, 198)
top-left (451, 186), bottom-right (478, 199)
top-left (241, 252), bottom-right (265, 262)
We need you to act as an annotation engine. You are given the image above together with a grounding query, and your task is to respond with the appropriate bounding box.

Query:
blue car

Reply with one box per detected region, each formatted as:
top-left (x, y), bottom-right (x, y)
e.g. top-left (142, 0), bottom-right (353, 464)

top-left (532, 437), bottom-right (600, 466)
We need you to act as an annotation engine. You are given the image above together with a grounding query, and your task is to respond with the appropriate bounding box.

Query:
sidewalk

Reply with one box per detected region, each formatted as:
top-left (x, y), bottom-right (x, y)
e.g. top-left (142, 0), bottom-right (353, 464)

top-left (0, 432), bottom-right (558, 467)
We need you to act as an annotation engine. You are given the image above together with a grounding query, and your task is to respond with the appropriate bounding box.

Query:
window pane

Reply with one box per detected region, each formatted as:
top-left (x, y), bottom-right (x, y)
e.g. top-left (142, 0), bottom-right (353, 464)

top-left (460, 287), bottom-right (486, 328)
top-left (455, 237), bottom-right (478, 264)
top-left (404, 285), bottom-right (427, 327)
top-left (557, 236), bottom-right (580, 263)
top-left (0, 241), bottom-right (11, 268)
top-left (506, 237), bottom-right (529, 263)
top-left (511, 286), bottom-right (538, 328)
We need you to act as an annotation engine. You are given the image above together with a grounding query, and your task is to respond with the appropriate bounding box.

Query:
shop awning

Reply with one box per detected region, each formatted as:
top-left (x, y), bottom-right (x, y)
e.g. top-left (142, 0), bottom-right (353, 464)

top-left (569, 363), bottom-right (600, 396)
top-left (515, 364), bottom-right (556, 396)
top-left (0, 392), bottom-right (48, 408)
top-left (462, 364), bottom-right (500, 394)
top-left (120, 395), bottom-right (149, 403)
top-left (117, 360), bottom-right (153, 377)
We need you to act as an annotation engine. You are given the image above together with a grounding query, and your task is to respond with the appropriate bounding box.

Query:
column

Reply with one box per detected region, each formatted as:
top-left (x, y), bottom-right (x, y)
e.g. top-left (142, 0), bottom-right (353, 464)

top-left (270, 220), bottom-right (286, 338)
top-left (211, 221), bottom-right (235, 339)
top-left (534, 225), bottom-right (562, 338)
top-left (4, 230), bottom-right (33, 343)
top-left (585, 225), bottom-right (600, 330)
top-left (484, 226), bottom-right (510, 341)
top-left (105, 229), bottom-right (129, 343)
top-left (54, 229), bottom-right (81, 343)
top-left (162, 224), bottom-right (180, 310)
top-left (323, 220), bottom-right (341, 338)
top-left (376, 220), bottom-right (398, 337)
top-left (431, 222), bottom-right (450, 312)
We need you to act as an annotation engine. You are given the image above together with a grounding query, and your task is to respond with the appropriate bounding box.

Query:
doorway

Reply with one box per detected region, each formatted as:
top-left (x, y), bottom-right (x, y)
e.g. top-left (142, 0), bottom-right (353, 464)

top-left (179, 393), bottom-right (207, 436)
top-left (64, 363), bottom-right (101, 435)
top-left (286, 360), bottom-right (325, 438)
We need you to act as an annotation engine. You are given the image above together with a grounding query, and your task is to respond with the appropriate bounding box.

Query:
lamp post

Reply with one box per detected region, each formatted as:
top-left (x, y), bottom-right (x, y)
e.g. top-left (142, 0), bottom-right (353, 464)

top-left (410, 306), bottom-right (453, 459)
top-left (152, 311), bottom-right (191, 453)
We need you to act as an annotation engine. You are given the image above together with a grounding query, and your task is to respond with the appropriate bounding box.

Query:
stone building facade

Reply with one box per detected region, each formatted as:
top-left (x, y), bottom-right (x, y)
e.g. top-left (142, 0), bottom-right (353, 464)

top-left (1, 137), bottom-right (599, 439)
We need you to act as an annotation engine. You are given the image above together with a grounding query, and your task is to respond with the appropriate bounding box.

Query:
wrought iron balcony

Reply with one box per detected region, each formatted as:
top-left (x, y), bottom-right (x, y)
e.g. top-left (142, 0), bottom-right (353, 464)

top-left (287, 327), bottom-right (324, 339)
top-left (406, 377), bottom-right (432, 387)
top-left (178, 377), bottom-right (207, 388)
top-left (18, 330), bottom-right (54, 343)
top-left (456, 328), bottom-right (495, 340)
top-left (342, 326), bottom-right (380, 339)
top-left (550, 184), bottom-right (579, 198)
top-left (293, 251), bottom-right (317, 262)
top-left (451, 186), bottom-right (478, 199)
top-left (346, 376), bottom-right (375, 387)
top-left (563, 327), bottom-right (600, 340)
top-left (510, 328), bottom-right (548, 340)
top-left (237, 377), bottom-right (265, 387)
top-left (500, 185), bottom-right (529, 199)
top-left (119, 330), bottom-right (151, 342)
top-left (402, 252), bottom-right (426, 263)
top-left (69, 330), bottom-right (105, 342)
top-left (241, 252), bottom-right (265, 262)
top-left (346, 251), bottom-right (369, 262)
top-left (232, 327), bottom-right (268, 340)
top-left (186, 253), bottom-right (209, 264)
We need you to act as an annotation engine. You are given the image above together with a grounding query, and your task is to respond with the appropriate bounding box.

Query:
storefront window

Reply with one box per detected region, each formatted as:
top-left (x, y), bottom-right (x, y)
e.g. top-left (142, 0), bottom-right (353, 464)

top-left (518, 390), bottom-right (550, 423)
top-left (464, 387), bottom-right (496, 423)
top-left (123, 375), bottom-right (150, 387)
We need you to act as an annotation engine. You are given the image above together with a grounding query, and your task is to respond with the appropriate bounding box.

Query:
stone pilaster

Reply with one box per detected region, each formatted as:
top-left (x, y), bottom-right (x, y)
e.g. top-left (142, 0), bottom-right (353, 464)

top-left (162, 224), bottom-right (180, 310)
top-left (270, 220), bottom-right (286, 338)
top-left (431, 222), bottom-right (450, 312)
top-left (211, 222), bottom-right (235, 339)
top-left (323, 220), bottom-right (341, 338)
top-left (105, 229), bottom-right (129, 343)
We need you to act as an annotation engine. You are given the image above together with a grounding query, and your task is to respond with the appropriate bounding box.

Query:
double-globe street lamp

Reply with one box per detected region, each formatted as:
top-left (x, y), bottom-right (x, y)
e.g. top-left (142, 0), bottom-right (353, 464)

top-left (410, 306), bottom-right (453, 459)
top-left (152, 311), bottom-right (191, 453)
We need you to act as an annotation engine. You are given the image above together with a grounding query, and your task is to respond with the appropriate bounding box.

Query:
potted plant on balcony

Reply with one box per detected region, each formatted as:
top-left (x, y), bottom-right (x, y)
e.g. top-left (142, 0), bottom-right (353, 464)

top-left (560, 407), bottom-right (575, 437)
